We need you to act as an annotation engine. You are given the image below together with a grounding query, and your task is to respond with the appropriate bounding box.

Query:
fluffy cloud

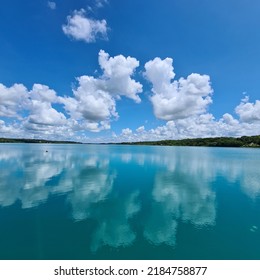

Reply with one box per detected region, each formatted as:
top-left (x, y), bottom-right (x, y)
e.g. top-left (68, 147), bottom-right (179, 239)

top-left (63, 76), bottom-right (117, 126)
top-left (144, 57), bottom-right (213, 120)
top-left (0, 51), bottom-right (142, 138)
top-left (26, 102), bottom-right (66, 127)
top-left (235, 96), bottom-right (260, 123)
top-left (26, 84), bottom-right (66, 128)
top-left (115, 112), bottom-right (258, 144)
top-left (0, 120), bottom-right (23, 137)
top-left (62, 50), bottom-right (142, 132)
top-left (30, 84), bottom-right (58, 103)
top-left (1, 51), bottom-right (260, 142)
top-left (117, 109), bottom-right (260, 143)
top-left (0, 83), bottom-right (28, 118)
top-left (62, 9), bottom-right (108, 43)
top-left (98, 50), bottom-right (142, 102)
top-left (0, 83), bottom-right (74, 139)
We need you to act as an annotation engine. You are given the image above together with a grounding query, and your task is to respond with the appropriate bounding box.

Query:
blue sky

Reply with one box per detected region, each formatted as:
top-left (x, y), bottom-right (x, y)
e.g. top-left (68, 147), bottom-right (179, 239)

top-left (0, 0), bottom-right (260, 142)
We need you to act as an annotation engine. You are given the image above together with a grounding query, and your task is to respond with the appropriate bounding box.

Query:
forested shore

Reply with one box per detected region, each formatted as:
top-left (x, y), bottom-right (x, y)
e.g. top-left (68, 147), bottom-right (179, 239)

top-left (120, 135), bottom-right (260, 147)
top-left (1, 135), bottom-right (260, 147)
top-left (0, 138), bottom-right (80, 144)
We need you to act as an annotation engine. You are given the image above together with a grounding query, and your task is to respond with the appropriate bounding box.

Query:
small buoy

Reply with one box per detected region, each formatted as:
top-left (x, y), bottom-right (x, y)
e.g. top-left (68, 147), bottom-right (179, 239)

top-left (46, 150), bottom-right (48, 152)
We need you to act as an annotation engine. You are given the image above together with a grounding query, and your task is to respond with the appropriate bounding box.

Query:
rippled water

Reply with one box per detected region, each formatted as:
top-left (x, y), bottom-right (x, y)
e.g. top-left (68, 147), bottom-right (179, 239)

top-left (0, 144), bottom-right (260, 259)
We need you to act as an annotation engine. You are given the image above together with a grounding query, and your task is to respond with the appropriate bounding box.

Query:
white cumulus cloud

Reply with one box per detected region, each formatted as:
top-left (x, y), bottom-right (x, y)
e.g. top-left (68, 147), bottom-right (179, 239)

top-left (25, 84), bottom-right (66, 129)
top-left (0, 51), bottom-right (142, 139)
top-left (66, 76), bottom-right (117, 122)
top-left (235, 96), bottom-right (260, 123)
top-left (144, 57), bottom-right (213, 120)
top-left (0, 83), bottom-right (28, 118)
top-left (98, 50), bottom-right (142, 103)
top-left (62, 9), bottom-right (108, 43)
top-left (62, 50), bottom-right (142, 132)
top-left (1, 51), bottom-right (260, 142)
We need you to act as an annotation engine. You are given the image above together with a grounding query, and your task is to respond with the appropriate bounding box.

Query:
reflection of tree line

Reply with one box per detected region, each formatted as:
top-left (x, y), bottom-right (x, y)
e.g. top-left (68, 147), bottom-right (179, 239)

top-left (0, 145), bottom-right (259, 251)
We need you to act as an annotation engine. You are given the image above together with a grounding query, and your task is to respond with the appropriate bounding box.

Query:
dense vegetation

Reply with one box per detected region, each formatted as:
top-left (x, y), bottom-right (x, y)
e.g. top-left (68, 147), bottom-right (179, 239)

top-left (1, 135), bottom-right (260, 147)
top-left (120, 135), bottom-right (260, 148)
top-left (0, 138), bottom-right (81, 144)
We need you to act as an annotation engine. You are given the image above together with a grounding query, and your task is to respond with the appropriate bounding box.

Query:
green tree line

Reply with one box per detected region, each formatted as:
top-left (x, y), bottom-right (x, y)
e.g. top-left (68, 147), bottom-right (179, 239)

top-left (121, 135), bottom-right (260, 147)
top-left (0, 138), bottom-right (80, 144)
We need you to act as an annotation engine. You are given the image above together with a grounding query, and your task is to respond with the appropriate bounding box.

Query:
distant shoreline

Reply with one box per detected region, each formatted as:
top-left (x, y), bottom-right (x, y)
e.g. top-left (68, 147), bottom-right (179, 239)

top-left (118, 135), bottom-right (260, 148)
top-left (0, 138), bottom-right (81, 144)
top-left (0, 135), bottom-right (260, 148)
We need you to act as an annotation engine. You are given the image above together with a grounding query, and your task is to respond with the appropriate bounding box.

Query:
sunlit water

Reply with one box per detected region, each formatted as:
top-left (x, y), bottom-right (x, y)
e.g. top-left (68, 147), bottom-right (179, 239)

top-left (0, 144), bottom-right (260, 259)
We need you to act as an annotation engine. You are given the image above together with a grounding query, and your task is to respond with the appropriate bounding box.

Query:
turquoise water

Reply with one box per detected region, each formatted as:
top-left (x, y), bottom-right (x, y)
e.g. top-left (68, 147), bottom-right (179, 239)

top-left (0, 144), bottom-right (260, 260)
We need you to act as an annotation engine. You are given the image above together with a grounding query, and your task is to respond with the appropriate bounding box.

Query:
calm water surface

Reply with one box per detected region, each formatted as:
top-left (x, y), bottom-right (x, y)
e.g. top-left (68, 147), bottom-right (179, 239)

top-left (0, 144), bottom-right (260, 259)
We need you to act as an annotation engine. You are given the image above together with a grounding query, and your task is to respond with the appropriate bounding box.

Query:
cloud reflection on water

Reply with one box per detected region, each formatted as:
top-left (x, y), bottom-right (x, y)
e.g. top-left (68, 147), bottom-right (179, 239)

top-left (0, 144), bottom-right (259, 252)
top-left (143, 148), bottom-right (216, 247)
top-left (90, 191), bottom-right (140, 252)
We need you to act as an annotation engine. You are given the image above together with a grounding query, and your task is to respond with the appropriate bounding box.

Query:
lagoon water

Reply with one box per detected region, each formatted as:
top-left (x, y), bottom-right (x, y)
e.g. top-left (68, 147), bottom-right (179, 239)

top-left (0, 143), bottom-right (260, 259)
